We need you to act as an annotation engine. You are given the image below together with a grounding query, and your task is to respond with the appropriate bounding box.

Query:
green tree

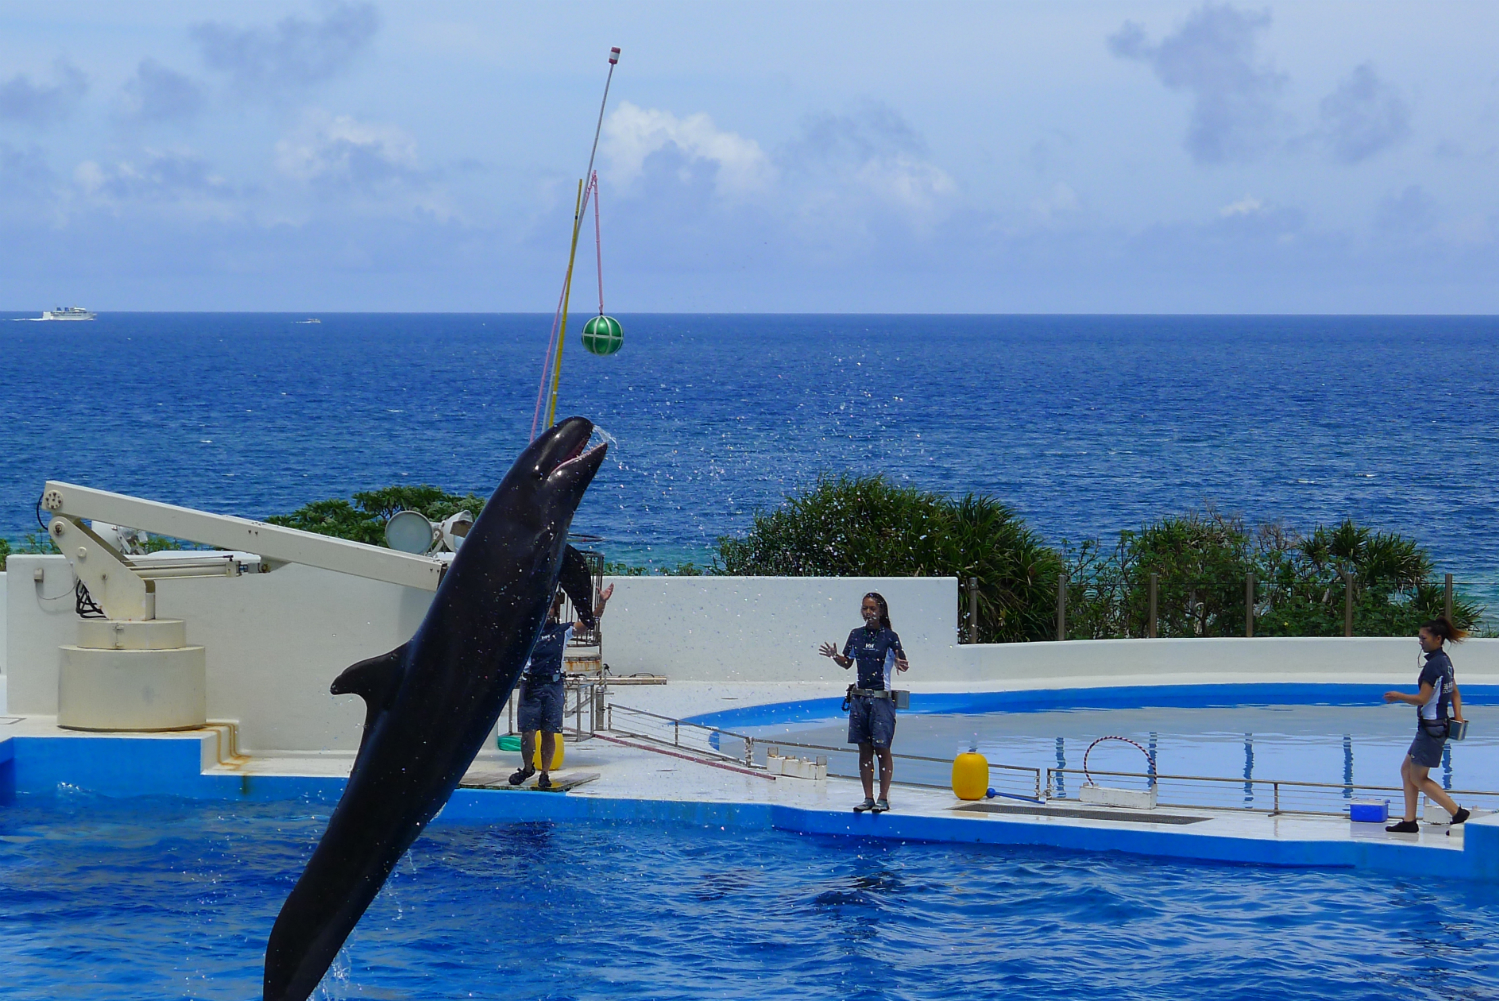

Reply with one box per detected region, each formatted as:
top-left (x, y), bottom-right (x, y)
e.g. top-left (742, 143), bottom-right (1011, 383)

top-left (266, 485), bottom-right (486, 546)
top-left (1066, 513), bottom-right (1481, 639)
top-left (715, 475), bottom-right (1062, 642)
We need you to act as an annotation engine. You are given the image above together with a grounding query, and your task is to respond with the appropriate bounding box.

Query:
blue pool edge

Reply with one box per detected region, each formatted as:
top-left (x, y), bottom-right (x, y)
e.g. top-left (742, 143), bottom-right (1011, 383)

top-left (683, 682), bottom-right (1499, 729)
top-left (2, 720), bottom-right (1497, 884)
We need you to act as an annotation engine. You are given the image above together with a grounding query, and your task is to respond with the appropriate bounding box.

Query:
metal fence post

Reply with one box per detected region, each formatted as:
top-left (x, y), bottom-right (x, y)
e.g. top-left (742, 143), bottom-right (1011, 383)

top-left (968, 577), bottom-right (978, 644)
top-left (1246, 572), bottom-right (1255, 638)
top-left (1445, 573), bottom-right (1454, 622)
top-left (1056, 572), bottom-right (1067, 641)
top-left (1148, 572), bottom-right (1158, 639)
top-left (1344, 570), bottom-right (1354, 637)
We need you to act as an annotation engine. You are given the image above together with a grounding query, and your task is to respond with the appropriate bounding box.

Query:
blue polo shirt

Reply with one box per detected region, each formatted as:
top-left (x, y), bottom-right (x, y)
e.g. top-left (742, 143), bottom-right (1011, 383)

top-left (1418, 649), bottom-right (1455, 723)
top-left (843, 626), bottom-right (905, 691)
top-left (523, 622), bottom-right (573, 685)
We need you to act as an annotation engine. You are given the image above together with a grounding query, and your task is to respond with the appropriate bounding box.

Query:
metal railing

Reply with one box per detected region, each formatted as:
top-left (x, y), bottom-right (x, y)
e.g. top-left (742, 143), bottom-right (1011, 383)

top-left (605, 704), bottom-right (1044, 799)
top-left (1046, 764), bottom-right (1499, 817)
top-left (605, 704), bottom-right (1499, 818)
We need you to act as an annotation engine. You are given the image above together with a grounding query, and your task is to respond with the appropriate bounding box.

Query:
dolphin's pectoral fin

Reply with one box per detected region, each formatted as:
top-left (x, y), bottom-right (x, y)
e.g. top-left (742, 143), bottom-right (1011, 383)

top-left (559, 544), bottom-right (596, 628)
top-left (331, 644), bottom-right (408, 732)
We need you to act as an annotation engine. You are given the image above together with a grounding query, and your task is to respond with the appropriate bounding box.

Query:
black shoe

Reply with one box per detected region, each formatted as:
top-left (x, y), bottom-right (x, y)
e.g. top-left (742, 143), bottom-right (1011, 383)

top-left (853, 798), bottom-right (876, 813)
top-left (537, 773), bottom-right (553, 791)
top-left (1385, 819), bottom-right (1419, 833)
top-left (872, 798), bottom-right (890, 814)
top-left (508, 765), bottom-right (536, 786)
top-left (1452, 807), bottom-right (1470, 826)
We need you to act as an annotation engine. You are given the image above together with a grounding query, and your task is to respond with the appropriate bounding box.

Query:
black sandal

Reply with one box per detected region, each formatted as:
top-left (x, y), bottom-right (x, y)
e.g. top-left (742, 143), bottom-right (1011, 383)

top-left (508, 765), bottom-right (536, 786)
top-left (1385, 819), bottom-right (1419, 833)
top-left (537, 773), bottom-right (553, 790)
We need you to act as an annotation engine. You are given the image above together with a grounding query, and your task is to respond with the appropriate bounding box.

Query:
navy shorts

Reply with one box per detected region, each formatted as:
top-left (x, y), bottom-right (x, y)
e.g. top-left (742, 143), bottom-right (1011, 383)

top-left (1408, 725), bottom-right (1447, 768)
top-left (848, 695), bottom-right (896, 750)
top-left (517, 678), bottom-right (565, 734)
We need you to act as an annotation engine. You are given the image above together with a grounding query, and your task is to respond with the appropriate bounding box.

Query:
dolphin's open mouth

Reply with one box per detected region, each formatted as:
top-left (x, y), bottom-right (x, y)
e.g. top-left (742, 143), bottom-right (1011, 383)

top-left (553, 441), bottom-right (606, 474)
top-left (534, 416), bottom-right (607, 486)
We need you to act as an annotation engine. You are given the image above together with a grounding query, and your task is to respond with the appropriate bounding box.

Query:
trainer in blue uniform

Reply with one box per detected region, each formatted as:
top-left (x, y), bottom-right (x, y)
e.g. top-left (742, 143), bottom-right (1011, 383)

top-left (1383, 615), bottom-right (1469, 832)
top-left (509, 583), bottom-right (613, 790)
top-left (820, 592), bottom-right (909, 813)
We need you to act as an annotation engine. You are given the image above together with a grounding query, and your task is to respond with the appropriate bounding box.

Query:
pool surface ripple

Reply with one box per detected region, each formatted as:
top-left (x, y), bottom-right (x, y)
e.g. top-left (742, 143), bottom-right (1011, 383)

top-left (1, 796), bottom-right (1497, 1001)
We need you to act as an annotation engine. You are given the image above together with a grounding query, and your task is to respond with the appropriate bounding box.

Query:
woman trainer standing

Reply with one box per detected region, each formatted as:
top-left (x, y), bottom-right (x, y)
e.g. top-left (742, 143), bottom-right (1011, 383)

top-left (821, 592), bottom-right (909, 814)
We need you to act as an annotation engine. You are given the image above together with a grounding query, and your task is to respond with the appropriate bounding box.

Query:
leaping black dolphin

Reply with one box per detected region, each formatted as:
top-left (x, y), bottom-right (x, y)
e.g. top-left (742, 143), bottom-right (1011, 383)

top-left (263, 416), bottom-right (607, 1001)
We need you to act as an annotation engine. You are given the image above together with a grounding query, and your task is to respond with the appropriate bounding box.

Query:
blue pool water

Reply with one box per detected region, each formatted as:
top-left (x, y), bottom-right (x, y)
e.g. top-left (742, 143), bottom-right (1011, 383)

top-left (741, 704), bottom-right (1499, 812)
top-left (1, 795), bottom-right (1497, 1000)
top-left (3, 313), bottom-right (1499, 576)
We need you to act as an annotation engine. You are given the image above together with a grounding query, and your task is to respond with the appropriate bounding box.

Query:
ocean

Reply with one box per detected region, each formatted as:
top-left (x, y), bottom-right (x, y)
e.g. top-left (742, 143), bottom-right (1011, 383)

top-left (2, 312), bottom-right (1496, 580)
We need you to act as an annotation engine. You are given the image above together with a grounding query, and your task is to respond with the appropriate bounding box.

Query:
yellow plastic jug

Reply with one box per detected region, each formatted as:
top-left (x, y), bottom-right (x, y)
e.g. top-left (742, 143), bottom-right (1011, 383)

top-left (952, 750), bottom-right (988, 801)
top-left (530, 734), bottom-right (565, 771)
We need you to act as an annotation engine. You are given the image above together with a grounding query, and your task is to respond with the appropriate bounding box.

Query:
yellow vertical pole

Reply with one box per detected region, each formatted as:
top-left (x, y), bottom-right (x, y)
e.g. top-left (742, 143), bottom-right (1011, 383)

top-left (546, 179), bottom-right (586, 429)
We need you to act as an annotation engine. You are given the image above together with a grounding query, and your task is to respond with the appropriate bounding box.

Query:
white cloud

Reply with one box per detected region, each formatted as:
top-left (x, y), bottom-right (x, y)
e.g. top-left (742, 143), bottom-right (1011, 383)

top-left (1033, 181), bottom-right (1082, 221)
top-left (191, 2), bottom-right (379, 96)
top-left (70, 149), bottom-right (239, 221)
top-left (1219, 195), bottom-right (1263, 217)
top-left (1109, 4), bottom-right (1286, 165)
top-left (852, 153), bottom-right (955, 211)
top-left (1316, 63), bottom-right (1410, 164)
top-left (118, 59), bottom-right (205, 124)
top-left (275, 114), bottom-right (419, 186)
top-left (602, 102), bottom-right (774, 195)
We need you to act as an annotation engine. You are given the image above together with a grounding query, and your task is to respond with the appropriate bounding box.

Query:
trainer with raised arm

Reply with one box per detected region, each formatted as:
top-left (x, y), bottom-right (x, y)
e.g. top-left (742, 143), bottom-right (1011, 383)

top-left (510, 583), bottom-right (613, 790)
top-left (820, 592), bottom-right (909, 814)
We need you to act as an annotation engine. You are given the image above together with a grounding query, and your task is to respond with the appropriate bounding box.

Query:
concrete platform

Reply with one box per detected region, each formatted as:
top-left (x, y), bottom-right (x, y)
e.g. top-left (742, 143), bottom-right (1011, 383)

top-left (1, 714), bottom-right (1495, 882)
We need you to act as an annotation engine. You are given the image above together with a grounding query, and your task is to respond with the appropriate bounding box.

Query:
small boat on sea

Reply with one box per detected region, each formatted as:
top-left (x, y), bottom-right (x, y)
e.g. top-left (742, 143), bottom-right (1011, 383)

top-left (295, 318), bottom-right (321, 324)
top-left (36, 306), bottom-right (96, 321)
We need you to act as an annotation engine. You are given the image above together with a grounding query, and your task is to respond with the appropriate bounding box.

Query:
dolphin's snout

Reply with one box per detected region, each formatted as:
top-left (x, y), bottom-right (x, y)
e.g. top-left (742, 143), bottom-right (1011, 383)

top-left (528, 416), bottom-right (595, 479)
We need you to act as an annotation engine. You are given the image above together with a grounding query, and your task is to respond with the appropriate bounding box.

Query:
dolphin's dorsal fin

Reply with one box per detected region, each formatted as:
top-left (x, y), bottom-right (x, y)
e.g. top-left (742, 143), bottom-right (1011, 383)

top-left (331, 645), bottom-right (408, 733)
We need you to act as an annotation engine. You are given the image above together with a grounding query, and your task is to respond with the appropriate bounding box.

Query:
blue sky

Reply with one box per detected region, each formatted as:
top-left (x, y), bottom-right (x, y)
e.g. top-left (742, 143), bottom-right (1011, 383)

top-left (1, 1), bottom-right (1495, 312)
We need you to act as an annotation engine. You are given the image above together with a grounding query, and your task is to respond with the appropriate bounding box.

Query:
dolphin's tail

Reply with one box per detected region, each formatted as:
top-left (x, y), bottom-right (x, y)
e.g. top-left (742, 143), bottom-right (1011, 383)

top-left (263, 810), bottom-right (417, 1001)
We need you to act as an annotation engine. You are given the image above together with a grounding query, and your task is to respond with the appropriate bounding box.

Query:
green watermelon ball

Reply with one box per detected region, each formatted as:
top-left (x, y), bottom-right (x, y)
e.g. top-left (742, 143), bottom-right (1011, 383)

top-left (582, 315), bottom-right (623, 355)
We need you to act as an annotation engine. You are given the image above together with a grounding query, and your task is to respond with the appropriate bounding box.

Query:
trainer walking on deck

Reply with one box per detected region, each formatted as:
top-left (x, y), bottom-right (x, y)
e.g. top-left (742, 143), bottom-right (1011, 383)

top-left (821, 592), bottom-right (909, 814)
top-left (1383, 616), bottom-right (1470, 833)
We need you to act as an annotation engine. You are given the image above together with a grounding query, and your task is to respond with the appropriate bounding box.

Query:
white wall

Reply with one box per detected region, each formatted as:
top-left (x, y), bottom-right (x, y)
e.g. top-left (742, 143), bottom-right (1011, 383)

top-left (6, 562), bottom-right (1497, 755)
top-left (6, 557), bottom-right (79, 716)
top-left (945, 636), bottom-right (1499, 690)
top-left (599, 576), bottom-right (960, 682)
top-left (7, 554), bottom-right (431, 754)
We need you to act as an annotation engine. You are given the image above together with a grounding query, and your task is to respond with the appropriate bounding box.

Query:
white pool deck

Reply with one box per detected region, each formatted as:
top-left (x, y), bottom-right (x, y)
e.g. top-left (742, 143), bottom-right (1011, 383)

top-left (3, 680), bottom-right (1495, 882)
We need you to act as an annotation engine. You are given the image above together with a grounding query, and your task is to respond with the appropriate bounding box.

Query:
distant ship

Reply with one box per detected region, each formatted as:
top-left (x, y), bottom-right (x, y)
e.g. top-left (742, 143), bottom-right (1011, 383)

top-left (295, 318), bottom-right (322, 324)
top-left (40, 306), bottom-right (96, 320)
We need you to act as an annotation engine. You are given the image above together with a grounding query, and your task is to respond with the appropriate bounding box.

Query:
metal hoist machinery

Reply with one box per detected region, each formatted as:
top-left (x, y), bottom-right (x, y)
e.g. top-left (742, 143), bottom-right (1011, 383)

top-left (39, 481), bottom-right (445, 731)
